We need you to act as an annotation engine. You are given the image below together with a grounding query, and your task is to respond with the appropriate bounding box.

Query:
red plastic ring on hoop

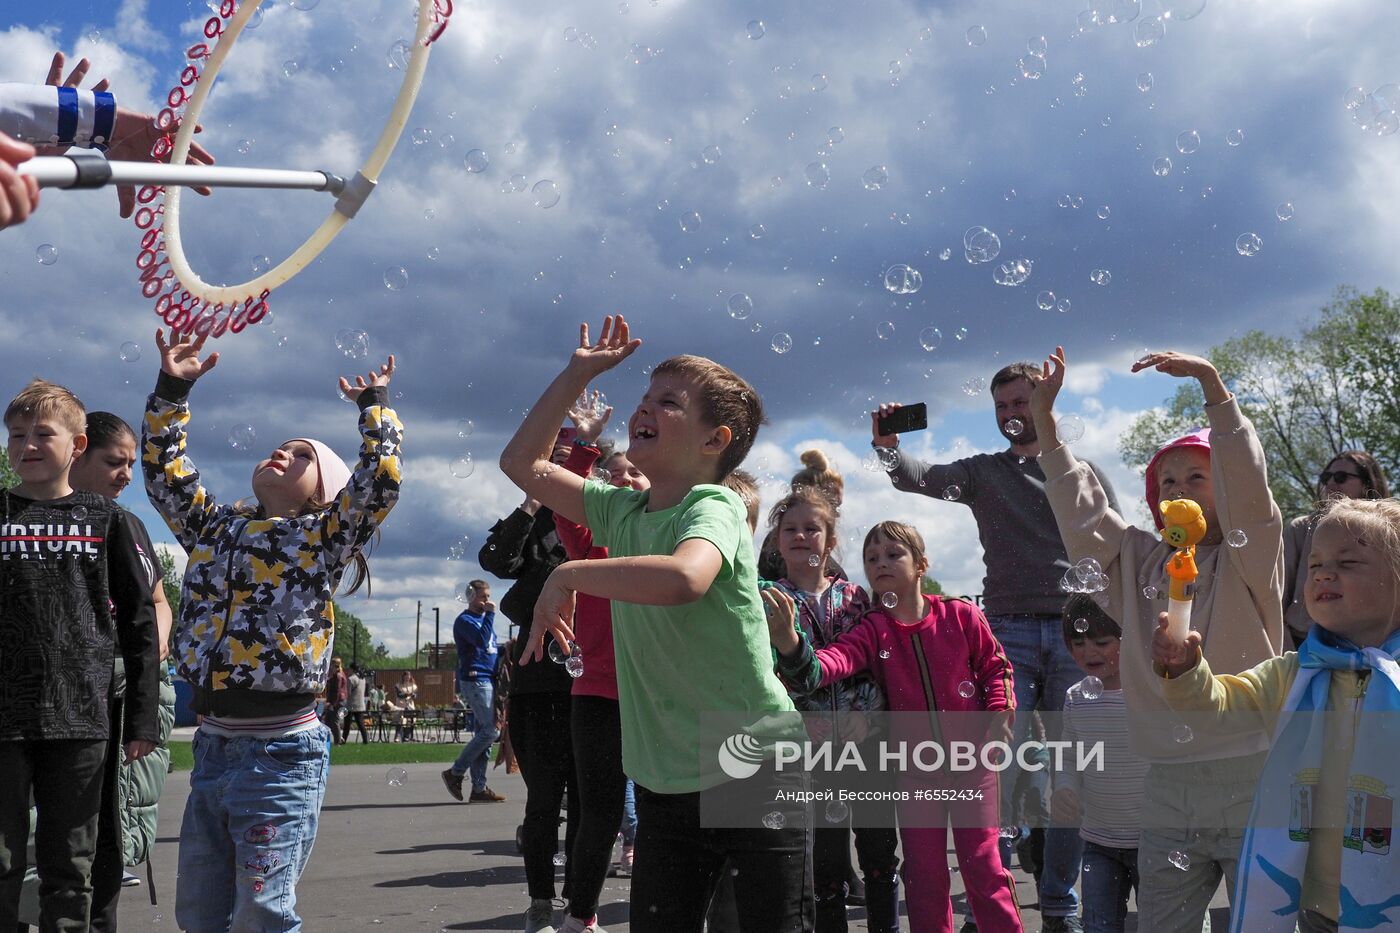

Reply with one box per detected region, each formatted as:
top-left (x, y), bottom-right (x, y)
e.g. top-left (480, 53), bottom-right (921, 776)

top-left (138, 185), bottom-right (164, 204)
top-left (204, 17), bottom-right (224, 39)
top-left (150, 137), bottom-right (173, 160)
top-left (246, 298), bottom-right (270, 325)
top-left (142, 277), bottom-right (167, 299)
top-left (167, 86), bottom-right (188, 108)
top-left (137, 248), bottom-right (162, 271)
top-left (180, 66), bottom-right (201, 87)
top-left (221, 0), bottom-right (237, 17)
top-left (140, 229), bottom-right (160, 250)
top-left (135, 207), bottom-right (160, 229)
top-left (187, 42), bottom-right (211, 61)
top-left (156, 109), bottom-right (178, 131)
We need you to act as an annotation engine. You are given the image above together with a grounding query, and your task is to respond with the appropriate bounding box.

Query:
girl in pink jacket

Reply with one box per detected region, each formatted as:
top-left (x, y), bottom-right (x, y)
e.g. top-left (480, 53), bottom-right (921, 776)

top-left (769, 520), bottom-right (1023, 933)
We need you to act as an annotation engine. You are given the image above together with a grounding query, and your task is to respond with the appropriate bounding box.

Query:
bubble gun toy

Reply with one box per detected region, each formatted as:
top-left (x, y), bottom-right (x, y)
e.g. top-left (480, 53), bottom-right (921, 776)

top-left (1159, 498), bottom-right (1208, 643)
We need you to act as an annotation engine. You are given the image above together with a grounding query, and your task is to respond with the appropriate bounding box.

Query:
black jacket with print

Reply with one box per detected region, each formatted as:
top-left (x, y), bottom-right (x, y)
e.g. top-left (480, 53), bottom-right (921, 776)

top-left (0, 490), bottom-right (160, 742)
top-left (478, 507), bottom-right (572, 696)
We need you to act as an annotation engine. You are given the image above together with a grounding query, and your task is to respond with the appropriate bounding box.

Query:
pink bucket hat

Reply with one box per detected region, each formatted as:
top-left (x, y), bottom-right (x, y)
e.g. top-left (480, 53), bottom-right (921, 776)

top-left (1144, 427), bottom-right (1211, 530)
top-left (284, 438), bottom-right (353, 504)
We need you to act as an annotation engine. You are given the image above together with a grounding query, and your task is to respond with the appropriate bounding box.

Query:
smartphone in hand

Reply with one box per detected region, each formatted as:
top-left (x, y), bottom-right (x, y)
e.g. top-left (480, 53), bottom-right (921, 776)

top-left (877, 403), bottom-right (928, 436)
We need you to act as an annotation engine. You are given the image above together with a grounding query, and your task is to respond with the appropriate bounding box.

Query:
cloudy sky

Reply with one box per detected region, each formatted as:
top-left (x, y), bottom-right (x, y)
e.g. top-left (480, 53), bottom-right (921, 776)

top-left (3, 0), bottom-right (1396, 655)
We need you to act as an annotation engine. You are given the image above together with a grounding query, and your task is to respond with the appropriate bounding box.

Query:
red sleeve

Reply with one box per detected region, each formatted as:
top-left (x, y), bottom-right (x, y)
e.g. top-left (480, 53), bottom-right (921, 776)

top-left (960, 601), bottom-right (1015, 713)
top-left (815, 614), bottom-right (879, 686)
top-left (556, 444), bottom-right (602, 560)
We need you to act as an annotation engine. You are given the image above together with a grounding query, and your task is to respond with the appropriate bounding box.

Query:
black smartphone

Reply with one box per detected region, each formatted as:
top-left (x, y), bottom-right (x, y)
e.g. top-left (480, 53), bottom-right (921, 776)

top-left (878, 403), bottom-right (928, 436)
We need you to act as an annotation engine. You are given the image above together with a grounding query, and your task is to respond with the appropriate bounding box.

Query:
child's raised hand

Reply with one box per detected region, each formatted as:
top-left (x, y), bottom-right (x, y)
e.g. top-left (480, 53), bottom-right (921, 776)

top-left (567, 389), bottom-right (613, 443)
top-left (870, 403), bottom-right (902, 449)
top-left (762, 586), bottom-right (801, 657)
top-left (568, 316), bottom-right (642, 380)
top-left (155, 328), bottom-right (219, 382)
top-left (1151, 610), bottom-right (1202, 678)
top-left (338, 355), bottom-right (396, 400)
top-left (521, 569), bottom-right (577, 666)
top-left (1030, 346), bottom-right (1067, 417)
top-left (1131, 350), bottom-right (1217, 381)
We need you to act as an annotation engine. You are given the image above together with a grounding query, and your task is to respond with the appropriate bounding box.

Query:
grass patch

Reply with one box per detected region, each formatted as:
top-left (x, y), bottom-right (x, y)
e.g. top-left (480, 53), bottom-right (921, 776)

top-left (168, 741), bottom-right (477, 772)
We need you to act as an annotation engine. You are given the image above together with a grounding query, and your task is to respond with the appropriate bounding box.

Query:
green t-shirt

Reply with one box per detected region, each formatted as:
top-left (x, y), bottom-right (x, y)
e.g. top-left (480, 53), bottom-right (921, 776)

top-left (583, 482), bottom-right (797, 793)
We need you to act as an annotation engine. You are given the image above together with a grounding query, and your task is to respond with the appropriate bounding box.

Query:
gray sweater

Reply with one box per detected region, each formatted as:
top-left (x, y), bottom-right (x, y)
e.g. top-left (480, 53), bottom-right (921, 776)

top-left (888, 448), bottom-right (1121, 616)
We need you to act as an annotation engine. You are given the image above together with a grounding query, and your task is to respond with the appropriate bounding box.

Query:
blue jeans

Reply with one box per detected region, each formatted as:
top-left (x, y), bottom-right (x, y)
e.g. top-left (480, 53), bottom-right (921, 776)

top-left (621, 779), bottom-right (638, 845)
top-left (1081, 841), bottom-right (1137, 933)
top-left (450, 679), bottom-right (498, 791)
top-left (176, 724), bottom-right (331, 933)
top-left (986, 613), bottom-right (1085, 918)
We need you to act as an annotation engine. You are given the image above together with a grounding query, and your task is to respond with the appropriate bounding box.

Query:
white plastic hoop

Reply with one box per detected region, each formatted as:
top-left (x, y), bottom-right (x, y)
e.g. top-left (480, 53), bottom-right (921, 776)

top-left (161, 0), bottom-right (442, 306)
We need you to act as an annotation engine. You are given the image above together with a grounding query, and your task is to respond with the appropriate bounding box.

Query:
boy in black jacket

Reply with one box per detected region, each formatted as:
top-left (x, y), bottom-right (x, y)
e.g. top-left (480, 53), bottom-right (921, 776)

top-left (0, 379), bottom-right (158, 931)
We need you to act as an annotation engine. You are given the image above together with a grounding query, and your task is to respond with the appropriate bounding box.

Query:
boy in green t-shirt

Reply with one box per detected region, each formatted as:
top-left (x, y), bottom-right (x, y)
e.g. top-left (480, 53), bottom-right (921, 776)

top-left (501, 316), bottom-right (811, 933)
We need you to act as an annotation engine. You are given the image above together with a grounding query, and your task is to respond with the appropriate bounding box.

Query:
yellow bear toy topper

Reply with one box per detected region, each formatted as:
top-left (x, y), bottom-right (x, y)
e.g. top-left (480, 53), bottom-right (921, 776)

top-left (1159, 498), bottom-right (1207, 639)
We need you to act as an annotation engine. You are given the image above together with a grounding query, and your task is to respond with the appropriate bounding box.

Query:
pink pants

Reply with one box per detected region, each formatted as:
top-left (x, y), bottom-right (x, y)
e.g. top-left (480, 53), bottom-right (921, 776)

top-left (896, 773), bottom-right (1023, 933)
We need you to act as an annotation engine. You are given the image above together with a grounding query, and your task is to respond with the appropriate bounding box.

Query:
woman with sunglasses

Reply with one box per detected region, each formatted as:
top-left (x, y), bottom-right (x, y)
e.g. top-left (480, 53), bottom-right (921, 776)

top-left (1282, 450), bottom-right (1392, 646)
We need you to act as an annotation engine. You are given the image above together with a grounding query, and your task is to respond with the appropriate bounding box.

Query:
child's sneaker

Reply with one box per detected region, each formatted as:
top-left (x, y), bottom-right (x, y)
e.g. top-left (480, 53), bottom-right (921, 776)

top-left (523, 898), bottom-right (556, 933)
top-left (559, 916), bottom-right (606, 933)
top-left (440, 769), bottom-right (465, 802)
top-left (1042, 918), bottom-right (1084, 933)
top-left (471, 786), bottom-right (507, 803)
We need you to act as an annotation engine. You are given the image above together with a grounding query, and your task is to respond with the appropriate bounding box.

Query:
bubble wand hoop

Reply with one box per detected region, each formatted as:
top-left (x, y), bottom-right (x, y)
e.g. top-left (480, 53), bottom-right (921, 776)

top-left (22, 0), bottom-right (452, 339)
top-left (1159, 498), bottom-right (1207, 642)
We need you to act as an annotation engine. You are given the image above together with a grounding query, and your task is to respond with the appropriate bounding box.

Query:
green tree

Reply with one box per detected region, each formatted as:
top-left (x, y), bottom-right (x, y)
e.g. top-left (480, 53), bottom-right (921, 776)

top-left (157, 549), bottom-right (182, 613)
top-left (1119, 287), bottom-right (1400, 518)
top-left (920, 575), bottom-right (945, 595)
top-left (0, 449), bottom-right (18, 488)
top-left (329, 603), bottom-right (382, 669)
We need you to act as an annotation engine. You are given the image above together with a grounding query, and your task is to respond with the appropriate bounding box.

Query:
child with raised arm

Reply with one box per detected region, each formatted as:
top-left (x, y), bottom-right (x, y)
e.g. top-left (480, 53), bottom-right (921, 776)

top-left (1028, 347), bottom-right (1285, 932)
top-left (1153, 496), bottom-right (1400, 933)
top-left (142, 330), bottom-right (402, 932)
top-left (770, 520), bottom-right (1022, 933)
top-left (501, 316), bottom-right (811, 933)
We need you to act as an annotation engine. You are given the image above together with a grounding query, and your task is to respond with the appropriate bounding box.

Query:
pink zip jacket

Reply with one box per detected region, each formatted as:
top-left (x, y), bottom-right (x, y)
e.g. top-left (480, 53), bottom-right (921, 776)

top-left (777, 594), bottom-right (1015, 718)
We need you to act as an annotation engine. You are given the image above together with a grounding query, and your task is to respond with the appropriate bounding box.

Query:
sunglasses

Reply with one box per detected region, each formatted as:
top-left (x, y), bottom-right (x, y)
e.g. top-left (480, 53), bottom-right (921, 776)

top-left (1319, 470), bottom-right (1363, 485)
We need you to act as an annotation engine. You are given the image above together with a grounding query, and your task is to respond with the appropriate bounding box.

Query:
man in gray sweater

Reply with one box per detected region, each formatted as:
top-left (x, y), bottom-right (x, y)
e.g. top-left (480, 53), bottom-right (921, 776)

top-left (873, 362), bottom-right (1121, 933)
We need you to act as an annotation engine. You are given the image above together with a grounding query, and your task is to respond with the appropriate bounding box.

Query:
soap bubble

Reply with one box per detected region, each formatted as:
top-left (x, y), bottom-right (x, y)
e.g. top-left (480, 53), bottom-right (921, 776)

top-left (1276, 202), bottom-right (1294, 222)
top-left (746, 19), bottom-right (765, 39)
top-left (1172, 724), bottom-right (1194, 744)
top-left (1073, 617), bottom-right (1090, 634)
top-left (1056, 414), bottom-right (1085, 445)
top-left (531, 180), bottom-right (561, 209)
top-left (992, 258), bottom-right (1033, 287)
top-left (942, 485), bottom-right (962, 501)
top-left (918, 326), bottom-right (943, 351)
top-left (1103, 0), bottom-right (1142, 23)
top-left (1225, 529), bottom-right (1249, 548)
top-left (251, 255), bottom-right (272, 275)
top-left (962, 376), bottom-right (986, 396)
top-left (507, 174), bottom-right (528, 192)
top-left (771, 333), bottom-right (793, 354)
top-left (1134, 16), bottom-right (1164, 46)
top-left (565, 655), bottom-right (585, 678)
top-left (1057, 298), bottom-right (1072, 313)
top-left (879, 649), bottom-right (891, 660)
top-left (881, 592), bottom-right (898, 609)
top-left (824, 799), bottom-right (849, 823)
top-left (282, 60), bottom-right (301, 78)
top-left (1019, 54), bottom-right (1045, 80)
top-left (957, 681), bottom-right (976, 699)
top-left (450, 454), bottom-right (475, 478)
top-left (875, 321), bottom-right (896, 341)
top-left (463, 149), bottom-right (489, 173)
top-left (119, 342), bottom-right (141, 362)
top-left (999, 825), bottom-right (1019, 840)
top-left (761, 811), bottom-right (786, 829)
top-left (804, 162), bottom-right (830, 189)
top-left (426, 246), bottom-right (440, 261)
top-left (702, 145), bottom-right (722, 164)
top-left (1235, 233), bottom-right (1262, 257)
top-left (862, 165), bottom-right (889, 191)
top-left (963, 226), bottom-right (1001, 264)
top-left (1036, 291), bottom-right (1056, 311)
top-left (1143, 584), bottom-right (1159, 599)
top-left (749, 224), bottom-right (766, 239)
top-left (1090, 269), bottom-right (1112, 286)
top-left (1004, 418), bottom-right (1025, 437)
top-left (456, 419), bottom-right (475, 439)
top-left (965, 25), bottom-right (987, 46)
top-left (1164, 0), bottom-right (1207, 20)
top-left (384, 267), bottom-right (408, 291)
top-left (386, 767), bottom-right (408, 787)
top-left (883, 264), bottom-right (923, 295)
top-left (411, 127), bottom-right (433, 147)
top-left (335, 329), bottom-right (369, 360)
top-left (552, 852), bottom-right (567, 866)
top-left (1226, 128), bottom-right (1245, 147)
top-left (1027, 35), bottom-right (1047, 53)
top-left (548, 639), bottom-right (579, 665)
top-left (827, 126), bottom-right (845, 145)
top-left (34, 243), bottom-right (59, 265)
top-left (680, 211), bottom-right (702, 232)
top-left (727, 294), bottom-right (754, 320)
top-left (447, 536), bottom-right (470, 560)
top-left (1152, 157), bottom-right (1173, 177)
top-left (386, 39), bottom-right (411, 70)
top-left (1080, 676), bottom-right (1103, 700)
top-left (1168, 850), bottom-right (1191, 871)
top-left (805, 554), bottom-right (821, 568)
top-left (70, 505), bottom-right (88, 521)
top-left (811, 73), bottom-right (829, 92)
top-left (1137, 72), bottom-right (1154, 93)
top-left (227, 423), bottom-right (256, 451)
top-left (1175, 130), bottom-right (1200, 155)
top-left (1097, 205), bottom-right (1111, 220)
